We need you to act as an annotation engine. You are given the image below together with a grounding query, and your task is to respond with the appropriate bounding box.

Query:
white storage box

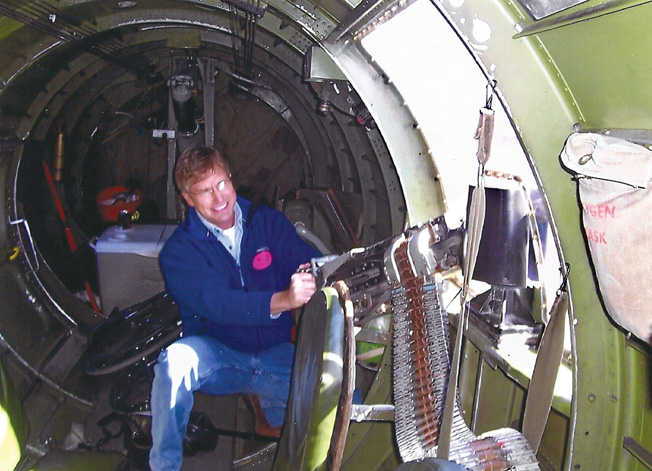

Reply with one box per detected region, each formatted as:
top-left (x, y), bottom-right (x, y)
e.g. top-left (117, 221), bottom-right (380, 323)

top-left (96, 224), bottom-right (177, 316)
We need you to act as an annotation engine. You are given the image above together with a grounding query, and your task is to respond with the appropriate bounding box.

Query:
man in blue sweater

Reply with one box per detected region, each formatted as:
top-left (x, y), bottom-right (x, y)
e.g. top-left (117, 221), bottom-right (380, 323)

top-left (149, 146), bottom-right (321, 471)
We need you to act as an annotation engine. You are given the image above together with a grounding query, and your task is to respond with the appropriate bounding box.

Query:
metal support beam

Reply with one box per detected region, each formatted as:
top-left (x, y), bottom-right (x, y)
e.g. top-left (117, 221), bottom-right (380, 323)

top-left (166, 60), bottom-right (178, 220)
top-left (201, 58), bottom-right (217, 148)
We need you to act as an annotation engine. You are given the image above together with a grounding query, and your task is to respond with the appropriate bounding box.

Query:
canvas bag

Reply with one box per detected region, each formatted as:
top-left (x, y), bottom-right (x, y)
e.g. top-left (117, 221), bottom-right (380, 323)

top-left (560, 132), bottom-right (652, 344)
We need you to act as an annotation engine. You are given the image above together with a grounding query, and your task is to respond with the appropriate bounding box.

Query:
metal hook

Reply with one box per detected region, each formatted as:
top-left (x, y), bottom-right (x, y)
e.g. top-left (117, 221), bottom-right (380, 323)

top-left (9, 219), bottom-right (40, 273)
top-left (558, 262), bottom-right (571, 294)
top-left (485, 79), bottom-right (497, 109)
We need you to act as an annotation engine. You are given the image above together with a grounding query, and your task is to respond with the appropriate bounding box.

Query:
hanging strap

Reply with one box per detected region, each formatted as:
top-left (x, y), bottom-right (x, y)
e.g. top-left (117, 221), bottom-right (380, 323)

top-left (437, 82), bottom-right (496, 460)
top-left (522, 263), bottom-right (570, 452)
top-left (474, 80), bottom-right (496, 166)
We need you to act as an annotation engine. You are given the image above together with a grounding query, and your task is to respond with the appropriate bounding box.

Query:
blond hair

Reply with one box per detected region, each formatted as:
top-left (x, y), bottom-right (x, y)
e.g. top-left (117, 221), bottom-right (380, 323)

top-left (175, 146), bottom-right (231, 193)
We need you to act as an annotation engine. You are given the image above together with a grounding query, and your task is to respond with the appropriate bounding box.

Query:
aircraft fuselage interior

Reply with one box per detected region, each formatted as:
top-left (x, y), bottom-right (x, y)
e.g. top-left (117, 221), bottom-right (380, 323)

top-left (1, 1), bottom-right (651, 471)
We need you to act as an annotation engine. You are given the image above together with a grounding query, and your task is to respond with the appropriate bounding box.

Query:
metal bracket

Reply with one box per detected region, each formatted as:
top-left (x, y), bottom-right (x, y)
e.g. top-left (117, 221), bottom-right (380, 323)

top-left (623, 436), bottom-right (652, 469)
top-left (350, 404), bottom-right (394, 422)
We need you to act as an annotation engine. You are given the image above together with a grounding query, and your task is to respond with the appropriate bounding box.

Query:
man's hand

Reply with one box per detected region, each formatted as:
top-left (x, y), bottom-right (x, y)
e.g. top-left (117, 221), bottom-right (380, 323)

top-left (270, 263), bottom-right (317, 315)
top-left (288, 263), bottom-right (317, 307)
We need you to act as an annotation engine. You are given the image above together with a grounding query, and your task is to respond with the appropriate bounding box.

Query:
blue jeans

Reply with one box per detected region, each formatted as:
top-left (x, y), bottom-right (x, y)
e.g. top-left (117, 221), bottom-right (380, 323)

top-left (149, 335), bottom-right (294, 471)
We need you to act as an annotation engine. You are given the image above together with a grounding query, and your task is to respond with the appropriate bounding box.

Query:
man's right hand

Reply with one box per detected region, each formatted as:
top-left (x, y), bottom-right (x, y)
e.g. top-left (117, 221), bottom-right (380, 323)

top-left (270, 263), bottom-right (317, 315)
top-left (287, 269), bottom-right (317, 308)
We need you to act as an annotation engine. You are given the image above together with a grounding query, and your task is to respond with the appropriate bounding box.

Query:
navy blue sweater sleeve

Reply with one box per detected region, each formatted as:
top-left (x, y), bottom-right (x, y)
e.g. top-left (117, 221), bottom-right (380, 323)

top-left (159, 233), bottom-right (277, 328)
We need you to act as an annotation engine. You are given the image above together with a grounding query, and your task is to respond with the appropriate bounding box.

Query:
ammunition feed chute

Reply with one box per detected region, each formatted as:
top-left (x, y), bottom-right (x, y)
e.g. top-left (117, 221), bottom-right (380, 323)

top-left (314, 216), bottom-right (540, 470)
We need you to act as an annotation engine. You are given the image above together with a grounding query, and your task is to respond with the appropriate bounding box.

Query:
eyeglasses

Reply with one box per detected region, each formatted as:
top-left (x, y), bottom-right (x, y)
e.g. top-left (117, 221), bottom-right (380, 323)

top-left (189, 179), bottom-right (229, 199)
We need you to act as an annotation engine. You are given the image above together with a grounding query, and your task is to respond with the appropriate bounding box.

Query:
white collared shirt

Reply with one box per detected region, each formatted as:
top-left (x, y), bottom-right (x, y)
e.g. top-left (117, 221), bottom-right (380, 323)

top-left (196, 202), bottom-right (244, 265)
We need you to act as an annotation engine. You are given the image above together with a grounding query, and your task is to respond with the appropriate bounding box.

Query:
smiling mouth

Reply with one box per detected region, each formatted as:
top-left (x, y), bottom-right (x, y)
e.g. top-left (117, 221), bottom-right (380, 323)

top-left (214, 202), bottom-right (228, 211)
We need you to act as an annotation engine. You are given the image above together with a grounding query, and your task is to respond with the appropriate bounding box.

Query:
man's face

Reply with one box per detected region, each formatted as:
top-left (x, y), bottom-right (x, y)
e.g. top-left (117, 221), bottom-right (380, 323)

top-left (182, 164), bottom-right (237, 230)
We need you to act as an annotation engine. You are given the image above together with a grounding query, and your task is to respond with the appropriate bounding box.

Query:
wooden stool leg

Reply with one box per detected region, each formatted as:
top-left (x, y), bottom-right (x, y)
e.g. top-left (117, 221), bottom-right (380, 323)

top-left (244, 394), bottom-right (282, 439)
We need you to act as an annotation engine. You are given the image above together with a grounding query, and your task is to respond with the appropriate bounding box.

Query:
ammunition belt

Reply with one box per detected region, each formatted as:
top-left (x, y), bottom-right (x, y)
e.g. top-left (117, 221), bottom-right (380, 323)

top-left (390, 233), bottom-right (539, 471)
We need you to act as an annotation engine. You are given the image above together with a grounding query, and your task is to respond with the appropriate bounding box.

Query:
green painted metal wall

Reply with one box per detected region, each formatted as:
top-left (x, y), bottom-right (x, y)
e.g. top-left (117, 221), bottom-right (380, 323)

top-left (433, 1), bottom-right (652, 469)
